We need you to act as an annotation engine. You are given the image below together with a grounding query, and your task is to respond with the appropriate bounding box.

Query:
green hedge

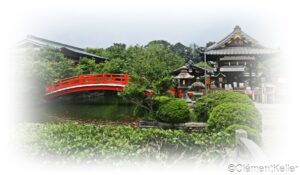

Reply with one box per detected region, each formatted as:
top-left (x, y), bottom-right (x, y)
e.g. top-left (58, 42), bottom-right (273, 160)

top-left (20, 123), bottom-right (235, 163)
top-left (156, 98), bottom-right (190, 123)
top-left (194, 91), bottom-right (253, 122)
top-left (206, 103), bottom-right (261, 132)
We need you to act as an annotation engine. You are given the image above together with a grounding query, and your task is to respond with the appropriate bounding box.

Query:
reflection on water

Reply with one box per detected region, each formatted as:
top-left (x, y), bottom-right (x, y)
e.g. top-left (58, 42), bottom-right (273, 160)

top-left (28, 92), bottom-right (135, 122)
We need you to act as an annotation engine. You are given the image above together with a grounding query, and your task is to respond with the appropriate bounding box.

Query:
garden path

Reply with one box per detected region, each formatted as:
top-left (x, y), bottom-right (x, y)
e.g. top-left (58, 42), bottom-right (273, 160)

top-left (254, 103), bottom-right (298, 162)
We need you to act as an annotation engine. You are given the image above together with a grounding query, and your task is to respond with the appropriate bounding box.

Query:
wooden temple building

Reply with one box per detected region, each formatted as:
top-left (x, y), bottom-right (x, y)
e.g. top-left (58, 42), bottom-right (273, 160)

top-left (204, 25), bottom-right (278, 90)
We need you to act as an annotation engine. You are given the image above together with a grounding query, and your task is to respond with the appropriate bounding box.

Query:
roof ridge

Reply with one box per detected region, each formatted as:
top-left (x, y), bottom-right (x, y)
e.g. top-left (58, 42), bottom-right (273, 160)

top-left (27, 35), bottom-right (84, 51)
top-left (61, 47), bottom-right (107, 60)
top-left (206, 26), bottom-right (264, 51)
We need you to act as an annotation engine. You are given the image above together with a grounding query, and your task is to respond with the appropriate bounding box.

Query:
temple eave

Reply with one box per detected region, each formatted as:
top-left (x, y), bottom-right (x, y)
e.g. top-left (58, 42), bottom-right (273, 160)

top-left (205, 48), bottom-right (279, 55)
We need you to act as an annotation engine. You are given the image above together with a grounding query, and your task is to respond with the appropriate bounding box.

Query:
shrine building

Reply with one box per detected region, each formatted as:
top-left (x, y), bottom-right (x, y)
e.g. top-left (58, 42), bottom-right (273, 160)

top-left (204, 25), bottom-right (278, 90)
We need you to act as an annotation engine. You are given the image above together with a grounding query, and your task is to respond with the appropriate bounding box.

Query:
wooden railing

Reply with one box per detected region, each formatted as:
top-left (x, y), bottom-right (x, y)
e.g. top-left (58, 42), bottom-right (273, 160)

top-left (45, 74), bottom-right (129, 93)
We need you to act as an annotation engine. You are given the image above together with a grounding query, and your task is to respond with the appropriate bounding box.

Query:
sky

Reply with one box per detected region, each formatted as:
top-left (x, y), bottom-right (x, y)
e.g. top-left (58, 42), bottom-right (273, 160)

top-left (7, 0), bottom-right (285, 49)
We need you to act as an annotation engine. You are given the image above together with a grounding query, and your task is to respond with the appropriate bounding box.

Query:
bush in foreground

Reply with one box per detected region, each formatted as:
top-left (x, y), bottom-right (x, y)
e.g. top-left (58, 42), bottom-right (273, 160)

top-left (206, 103), bottom-right (261, 133)
top-left (156, 98), bottom-right (190, 123)
top-left (19, 122), bottom-right (234, 163)
top-left (194, 91), bottom-right (253, 122)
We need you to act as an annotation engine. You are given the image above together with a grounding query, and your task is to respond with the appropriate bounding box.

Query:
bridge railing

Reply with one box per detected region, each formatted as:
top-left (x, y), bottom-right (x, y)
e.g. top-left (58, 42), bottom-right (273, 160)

top-left (45, 74), bottom-right (129, 93)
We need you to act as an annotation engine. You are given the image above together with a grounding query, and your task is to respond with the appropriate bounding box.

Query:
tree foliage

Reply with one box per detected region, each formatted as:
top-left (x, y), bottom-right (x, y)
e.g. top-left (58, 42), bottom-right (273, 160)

top-left (21, 46), bottom-right (80, 98)
top-left (172, 42), bottom-right (192, 61)
top-left (105, 43), bottom-right (127, 60)
top-left (206, 41), bottom-right (216, 48)
top-left (117, 45), bottom-right (184, 119)
top-left (77, 57), bottom-right (101, 74)
top-left (30, 46), bottom-right (80, 83)
top-left (257, 57), bottom-right (281, 82)
top-left (146, 40), bottom-right (173, 50)
top-left (144, 40), bottom-right (204, 62)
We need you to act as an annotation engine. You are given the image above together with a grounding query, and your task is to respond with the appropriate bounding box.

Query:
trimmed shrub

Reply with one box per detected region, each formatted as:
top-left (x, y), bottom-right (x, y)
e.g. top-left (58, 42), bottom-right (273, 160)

top-left (133, 96), bottom-right (173, 120)
top-left (194, 91), bottom-right (253, 122)
top-left (157, 98), bottom-right (190, 123)
top-left (153, 95), bottom-right (172, 106)
top-left (225, 124), bottom-right (262, 145)
top-left (206, 103), bottom-right (261, 132)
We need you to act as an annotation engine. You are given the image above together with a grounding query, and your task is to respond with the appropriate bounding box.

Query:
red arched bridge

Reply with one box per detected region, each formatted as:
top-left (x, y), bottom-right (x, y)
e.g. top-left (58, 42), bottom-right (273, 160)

top-left (45, 74), bottom-right (129, 98)
top-left (45, 74), bottom-right (187, 98)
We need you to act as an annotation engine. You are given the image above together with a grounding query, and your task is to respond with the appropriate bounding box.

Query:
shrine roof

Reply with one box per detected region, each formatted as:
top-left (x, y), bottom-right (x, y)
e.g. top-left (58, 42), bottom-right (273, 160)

top-left (205, 25), bottom-right (279, 56)
top-left (206, 47), bottom-right (278, 55)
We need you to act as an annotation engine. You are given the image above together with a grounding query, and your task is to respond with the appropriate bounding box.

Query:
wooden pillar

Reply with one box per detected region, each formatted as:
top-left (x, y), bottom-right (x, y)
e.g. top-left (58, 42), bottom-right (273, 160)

top-left (175, 79), bottom-right (180, 97)
top-left (255, 61), bottom-right (258, 87)
top-left (249, 63), bottom-right (253, 90)
top-left (205, 75), bottom-right (211, 90)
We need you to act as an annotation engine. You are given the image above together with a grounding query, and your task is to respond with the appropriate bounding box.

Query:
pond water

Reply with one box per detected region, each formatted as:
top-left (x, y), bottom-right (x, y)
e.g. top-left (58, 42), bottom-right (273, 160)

top-left (27, 93), bottom-right (135, 122)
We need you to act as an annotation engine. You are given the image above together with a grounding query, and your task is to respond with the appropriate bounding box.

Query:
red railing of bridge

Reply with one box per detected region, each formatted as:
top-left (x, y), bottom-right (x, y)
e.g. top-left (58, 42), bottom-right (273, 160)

top-left (45, 74), bottom-right (129, 94)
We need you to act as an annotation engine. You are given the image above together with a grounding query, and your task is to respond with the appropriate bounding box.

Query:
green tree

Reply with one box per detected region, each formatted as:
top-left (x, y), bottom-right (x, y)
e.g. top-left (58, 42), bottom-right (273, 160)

top-left (172, 42), bottom-right (192, 61)
top-left (77, 57), bottom-right (101, 74)
top-left (84, 48), bottom-right (107, 57)
top-left (257, 57), bottom-right (280, 82)
top-left (20, 46), bottom-right (80, 99)
top-left (106, 43), bottom-right (127, 60)
top-left (146, 40), bottom-right (173, 50)
top-left (100, 58), bottom-right (127, 74)
top-left (28, 46), bottom-right (79, 84)
top-left (206, 41), bottom-right (216, 48)
top-left (189, 43), bottom-right (204, 62)
top-left (119, 44), bottom-right (185, 119)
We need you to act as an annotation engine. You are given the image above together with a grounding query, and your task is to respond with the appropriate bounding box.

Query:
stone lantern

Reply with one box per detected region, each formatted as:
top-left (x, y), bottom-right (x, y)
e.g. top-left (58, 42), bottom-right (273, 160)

top-left (191, 77), bottom-right (206, 99)
top-left (174, 69), bottom-right (194, 102)
top-left (191, 77), bottom-right (206, 91)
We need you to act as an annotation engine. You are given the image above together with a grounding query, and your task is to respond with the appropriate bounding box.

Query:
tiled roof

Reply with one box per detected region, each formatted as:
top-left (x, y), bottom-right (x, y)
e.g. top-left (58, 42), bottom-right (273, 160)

top-left (206, 47), bottom-right (278, 55)
top-left (14, 35), bottom-right (107, 61)
top-left (26, 35), bottom-right (84, 51)
top-left (205, 25), bottom-right (279, 56)
top-left (220, 56), bottom-right (255, 61)
top-left (206, 25), bottom-right (262, 51)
